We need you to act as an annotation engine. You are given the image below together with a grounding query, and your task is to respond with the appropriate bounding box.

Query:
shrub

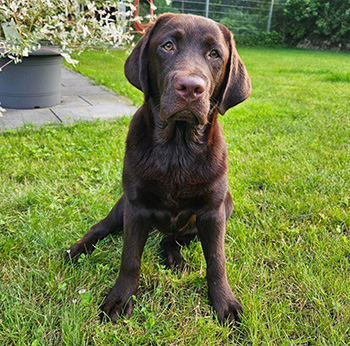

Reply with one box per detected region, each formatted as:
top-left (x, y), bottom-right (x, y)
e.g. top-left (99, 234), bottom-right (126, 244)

top-left (235, 31), bottom-right (284, 46)
top-left (283, 0), bottom-right (350, 46)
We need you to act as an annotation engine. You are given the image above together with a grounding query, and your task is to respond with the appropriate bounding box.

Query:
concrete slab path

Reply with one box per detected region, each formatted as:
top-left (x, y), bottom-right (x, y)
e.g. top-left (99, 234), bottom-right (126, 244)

top-left (0, 67), bottom-right (138, 131)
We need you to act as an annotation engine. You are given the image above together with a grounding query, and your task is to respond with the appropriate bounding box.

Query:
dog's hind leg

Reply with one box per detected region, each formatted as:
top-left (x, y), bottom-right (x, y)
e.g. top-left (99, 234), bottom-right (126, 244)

top-left (225, 191), bottom-right (234, 220)
top-left (160, 233), bottom-right (197, 270)
top-left (65, 194), bottom-right (125, 262)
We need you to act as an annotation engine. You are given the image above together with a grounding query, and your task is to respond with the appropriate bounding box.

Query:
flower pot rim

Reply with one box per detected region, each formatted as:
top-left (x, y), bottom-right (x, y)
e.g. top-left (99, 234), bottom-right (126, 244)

top-left (0, 42), bottom-right (61, 58)
top-left (28, 46), bottom-right (62, 56)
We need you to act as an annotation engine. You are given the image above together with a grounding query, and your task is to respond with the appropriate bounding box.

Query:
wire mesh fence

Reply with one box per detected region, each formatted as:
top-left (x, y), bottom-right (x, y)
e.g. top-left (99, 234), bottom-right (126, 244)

top-left (156, 0), bottom-right (286, 36)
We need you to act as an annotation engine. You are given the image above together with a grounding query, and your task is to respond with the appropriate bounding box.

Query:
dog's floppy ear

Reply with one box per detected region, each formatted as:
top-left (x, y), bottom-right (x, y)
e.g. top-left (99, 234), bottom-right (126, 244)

top-left (124, 13), bottom-right (176, 101)
top-left (217, 26), bottom-right (251, 115)
top-left (124, 24), bottom-right (154, 100)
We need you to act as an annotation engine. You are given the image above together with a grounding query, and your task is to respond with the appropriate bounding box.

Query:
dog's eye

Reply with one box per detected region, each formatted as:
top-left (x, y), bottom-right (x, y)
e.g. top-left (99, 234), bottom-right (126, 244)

top-left (209, 49), bottom-right (219, 58)
top-left (163, 42), bottom-right (174, 51)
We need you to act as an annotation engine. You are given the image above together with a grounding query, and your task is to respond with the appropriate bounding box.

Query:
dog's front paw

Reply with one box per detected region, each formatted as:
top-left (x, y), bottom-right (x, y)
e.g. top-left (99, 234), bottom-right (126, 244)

top-left (210, 289), bottom-right (243, 324)
top-left (100, 284), bottom-right (134, 323)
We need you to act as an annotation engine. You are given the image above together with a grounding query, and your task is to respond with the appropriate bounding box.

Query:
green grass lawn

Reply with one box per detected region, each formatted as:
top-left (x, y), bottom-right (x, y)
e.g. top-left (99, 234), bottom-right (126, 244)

top-left (1, 47), bottom-right (350, 345)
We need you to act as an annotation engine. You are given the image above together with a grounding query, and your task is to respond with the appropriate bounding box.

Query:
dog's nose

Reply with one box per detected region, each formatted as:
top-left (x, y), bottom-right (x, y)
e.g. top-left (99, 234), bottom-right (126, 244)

top-left (174, 75), bottom-right (205, 102)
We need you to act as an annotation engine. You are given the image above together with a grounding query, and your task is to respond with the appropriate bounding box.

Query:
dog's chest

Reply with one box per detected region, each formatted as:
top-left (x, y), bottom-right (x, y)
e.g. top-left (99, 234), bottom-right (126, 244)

top-left (146, 145), bottom-right (211, 196)
top-left (129, 175), bottom-right (204, 235)
top-left (124, 117), bottom-right (227, 221)
top-left (128, 145), bottom-right (211, 209)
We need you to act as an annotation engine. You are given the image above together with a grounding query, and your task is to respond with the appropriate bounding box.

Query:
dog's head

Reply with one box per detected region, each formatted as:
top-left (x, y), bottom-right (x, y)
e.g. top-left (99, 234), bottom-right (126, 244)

top-left (125, 13), bottom-right (251, 126)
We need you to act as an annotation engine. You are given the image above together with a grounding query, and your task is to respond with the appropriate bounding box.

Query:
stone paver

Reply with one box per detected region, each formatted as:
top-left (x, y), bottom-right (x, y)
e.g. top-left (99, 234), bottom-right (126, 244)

top-left (0, 67), bottom-right (137, 131)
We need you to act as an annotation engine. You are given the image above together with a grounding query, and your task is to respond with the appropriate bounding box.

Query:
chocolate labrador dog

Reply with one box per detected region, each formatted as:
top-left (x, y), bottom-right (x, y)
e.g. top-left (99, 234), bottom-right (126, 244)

top-left (65, 13), bottom-right (251, 324)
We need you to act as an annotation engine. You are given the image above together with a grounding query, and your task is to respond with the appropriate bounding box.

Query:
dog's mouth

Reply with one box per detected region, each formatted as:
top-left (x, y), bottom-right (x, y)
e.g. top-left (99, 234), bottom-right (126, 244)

top-left (157, 109), bottom-right (207, 143)
top-left (165, 109), bottom-right (207, 126)
top-left (168, 111), bottom-right (198, 124)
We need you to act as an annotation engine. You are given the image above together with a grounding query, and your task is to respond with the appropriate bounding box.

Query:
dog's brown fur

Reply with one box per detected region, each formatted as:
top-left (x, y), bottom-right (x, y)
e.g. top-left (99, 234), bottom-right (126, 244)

top-left (66, 13), bottom-right (251, 324)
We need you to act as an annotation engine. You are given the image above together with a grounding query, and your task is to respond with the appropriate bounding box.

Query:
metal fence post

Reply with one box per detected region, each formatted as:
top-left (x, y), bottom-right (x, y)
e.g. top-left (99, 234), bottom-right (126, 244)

top-left (205, 0), bottom-right (210, 18)
top-left (267, 0), bottom-right (275, 32)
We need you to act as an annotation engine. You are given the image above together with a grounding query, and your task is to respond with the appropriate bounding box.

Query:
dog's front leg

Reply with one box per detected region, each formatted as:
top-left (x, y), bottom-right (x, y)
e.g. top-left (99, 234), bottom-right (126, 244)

top-left (100, 203), bottom-right (150, 323)
top-left (197, 205), bottom-right (243, 324)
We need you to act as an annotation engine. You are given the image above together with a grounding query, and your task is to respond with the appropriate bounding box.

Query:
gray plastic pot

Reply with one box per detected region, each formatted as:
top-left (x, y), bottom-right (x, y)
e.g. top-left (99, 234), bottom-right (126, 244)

top-left (0, 48), bottom-right (62, 109)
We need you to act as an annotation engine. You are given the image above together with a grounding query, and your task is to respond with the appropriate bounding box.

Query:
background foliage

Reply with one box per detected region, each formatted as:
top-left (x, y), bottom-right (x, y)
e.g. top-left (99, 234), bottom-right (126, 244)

top-left (282, 0), bottom-right (350, 47)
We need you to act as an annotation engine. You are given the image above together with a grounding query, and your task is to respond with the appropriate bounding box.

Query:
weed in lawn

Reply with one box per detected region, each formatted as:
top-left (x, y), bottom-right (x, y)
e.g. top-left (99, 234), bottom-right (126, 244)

top-left (1, 47), bottom-right (350, 345)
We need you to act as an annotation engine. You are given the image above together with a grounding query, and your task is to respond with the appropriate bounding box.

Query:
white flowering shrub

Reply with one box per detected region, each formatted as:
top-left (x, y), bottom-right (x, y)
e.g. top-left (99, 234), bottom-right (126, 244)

top-left (0, 0), bottom-right (135, 65)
